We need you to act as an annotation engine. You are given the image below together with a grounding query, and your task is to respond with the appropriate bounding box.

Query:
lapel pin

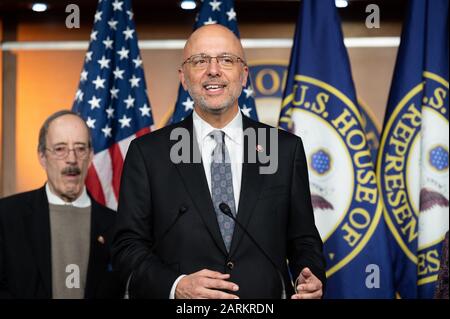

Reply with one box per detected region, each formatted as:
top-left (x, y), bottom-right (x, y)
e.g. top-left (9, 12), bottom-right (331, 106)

top-left (97, 235), bottom-right (105, 244)
top-left (256, 144), bottom-right (264, 152)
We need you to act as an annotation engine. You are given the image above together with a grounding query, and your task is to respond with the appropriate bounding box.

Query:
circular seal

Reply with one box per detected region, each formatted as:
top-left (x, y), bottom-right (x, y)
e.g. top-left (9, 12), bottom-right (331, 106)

top-left (281, 75), bottom-right (383, 278)
top-left (377, 71), bottom-right (449, 285)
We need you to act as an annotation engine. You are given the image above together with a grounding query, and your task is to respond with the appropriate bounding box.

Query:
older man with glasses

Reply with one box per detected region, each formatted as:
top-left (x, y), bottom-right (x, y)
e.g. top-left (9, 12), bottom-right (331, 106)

top-left (0, 110), bottom-right (122, 299)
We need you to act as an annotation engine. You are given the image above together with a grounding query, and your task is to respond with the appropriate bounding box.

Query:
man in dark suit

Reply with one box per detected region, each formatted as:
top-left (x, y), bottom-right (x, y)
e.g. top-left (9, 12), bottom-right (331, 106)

top-left (0, 110), bottom-right (122, 298)
top-left (112, 24), bottom-right (325, 299)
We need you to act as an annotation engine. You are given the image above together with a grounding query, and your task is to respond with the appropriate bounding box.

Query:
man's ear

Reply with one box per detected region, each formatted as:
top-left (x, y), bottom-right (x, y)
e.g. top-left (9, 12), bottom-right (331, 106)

top-left (178, 68), bottom-right (188, 91)
top-left (241, 65), bottom-right (249, 87)
top-left (38, 151), bottom-right (47, 170)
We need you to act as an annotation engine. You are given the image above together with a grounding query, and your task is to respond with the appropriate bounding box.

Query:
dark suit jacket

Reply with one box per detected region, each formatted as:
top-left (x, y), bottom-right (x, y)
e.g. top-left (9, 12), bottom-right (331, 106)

top-left (112, 113), bottom-right (326, 299)
top-left (0, 186), bottom-right (123, 298)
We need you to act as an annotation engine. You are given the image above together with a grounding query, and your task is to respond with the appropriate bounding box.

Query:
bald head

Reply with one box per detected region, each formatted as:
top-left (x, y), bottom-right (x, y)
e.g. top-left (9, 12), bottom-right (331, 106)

top-left (183, 24), bottom-right (245, 62)
top-left (179, 24), bottom-right (249, 127)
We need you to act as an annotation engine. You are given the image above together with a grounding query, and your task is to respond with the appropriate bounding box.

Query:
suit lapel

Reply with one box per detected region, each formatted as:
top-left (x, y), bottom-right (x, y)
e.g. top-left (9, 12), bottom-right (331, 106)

top-left (230, 116), bottom-right (265, 256)
top-left (172, 115), bottom-right (228, 256)
top-left (25, 186), bottom-right (52, 297)
top-left (85, 200), bottom-right (109, 298)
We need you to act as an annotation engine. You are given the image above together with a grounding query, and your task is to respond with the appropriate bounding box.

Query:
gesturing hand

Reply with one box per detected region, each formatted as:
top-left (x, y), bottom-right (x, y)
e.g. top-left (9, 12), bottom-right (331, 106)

top-left (175, 269), bottom-right (240, 299)
top-left (291, 267), bottom-right (323, 299)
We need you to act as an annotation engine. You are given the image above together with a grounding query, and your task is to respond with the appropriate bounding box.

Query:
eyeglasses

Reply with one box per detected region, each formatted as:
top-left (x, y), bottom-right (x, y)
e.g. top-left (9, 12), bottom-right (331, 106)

top-left (181, 54), bottom-right (247, 70)
top-left (46, 144), bottom-right (90, 159)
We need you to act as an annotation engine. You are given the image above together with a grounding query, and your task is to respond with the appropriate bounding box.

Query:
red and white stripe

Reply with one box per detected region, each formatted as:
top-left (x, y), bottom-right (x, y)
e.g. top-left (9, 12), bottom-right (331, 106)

top-left (86, 126), bottom-right (152, 210)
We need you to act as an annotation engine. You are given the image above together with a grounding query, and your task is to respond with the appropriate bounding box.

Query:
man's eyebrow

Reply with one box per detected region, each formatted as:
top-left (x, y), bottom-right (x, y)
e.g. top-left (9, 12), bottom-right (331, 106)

top-left (192, 52), bottom-right (234, 56)
top-left (51, 142), bottom-right (88, 146)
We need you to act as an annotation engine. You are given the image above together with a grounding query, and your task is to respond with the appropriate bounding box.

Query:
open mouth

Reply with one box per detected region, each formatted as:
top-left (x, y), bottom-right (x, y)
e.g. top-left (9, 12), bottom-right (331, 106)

top-left (63, 172), bottom-right (81, 180)
top-left (64, 172), bottom-right (80, 177)
top-left (203, 83), bottom-right (227, 92)
top-left (62, 166), bottom-right (81, 178)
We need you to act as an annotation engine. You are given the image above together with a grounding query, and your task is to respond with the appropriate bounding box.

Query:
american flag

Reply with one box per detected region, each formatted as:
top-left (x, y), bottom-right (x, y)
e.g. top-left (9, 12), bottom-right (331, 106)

top-left (169, 0), bottom-right (259, 124)
top-left (72, 0), bottom-right (154, 210)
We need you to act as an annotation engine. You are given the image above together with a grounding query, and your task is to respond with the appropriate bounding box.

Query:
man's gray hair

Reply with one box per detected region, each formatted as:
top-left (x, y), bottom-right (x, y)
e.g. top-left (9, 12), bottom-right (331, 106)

top-left (37, 110), bottom-right (92, 154)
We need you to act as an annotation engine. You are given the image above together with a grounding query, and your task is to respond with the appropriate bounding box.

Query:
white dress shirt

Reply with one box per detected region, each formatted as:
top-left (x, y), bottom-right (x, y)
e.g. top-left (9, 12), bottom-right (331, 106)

top-left (45, 183), bottom-right (91, 207)
top-left (193, 109), bottom-right (243, 208)
top-left (169, 109), bottom-right (244, 299)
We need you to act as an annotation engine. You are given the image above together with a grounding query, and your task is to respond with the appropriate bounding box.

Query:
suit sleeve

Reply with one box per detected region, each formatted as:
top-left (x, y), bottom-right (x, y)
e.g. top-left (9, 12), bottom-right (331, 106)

top-left (0, 203), bottom-right (13, 298)
top-left (287, 137), bottom-right (327, 289)
top-left (111, 140), bottom-right (179, 298)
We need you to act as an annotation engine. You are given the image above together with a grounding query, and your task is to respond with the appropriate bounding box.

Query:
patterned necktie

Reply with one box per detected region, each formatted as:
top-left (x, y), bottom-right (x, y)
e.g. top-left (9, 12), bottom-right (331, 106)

top-left (210, 130), bottom-right (236, 252)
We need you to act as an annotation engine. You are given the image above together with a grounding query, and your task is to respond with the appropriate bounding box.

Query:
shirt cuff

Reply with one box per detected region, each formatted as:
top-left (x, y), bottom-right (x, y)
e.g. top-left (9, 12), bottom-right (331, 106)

top-left (169, 275), bottom-right (186, 299)
top-left (124, 273), bottom-right (133, 299)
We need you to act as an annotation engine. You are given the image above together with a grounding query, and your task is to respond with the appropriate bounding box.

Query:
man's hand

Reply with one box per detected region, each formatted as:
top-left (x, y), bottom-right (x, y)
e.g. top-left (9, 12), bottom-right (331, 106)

top-left (175, 269), bottom-right (239, 299)
top-left (291, 267), bottom-right (323, 299)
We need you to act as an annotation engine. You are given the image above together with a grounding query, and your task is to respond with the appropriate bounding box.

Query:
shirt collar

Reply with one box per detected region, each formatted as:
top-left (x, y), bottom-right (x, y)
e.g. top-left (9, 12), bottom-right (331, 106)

top-left (193, 109), bottom-right (243, 145)
top-left (45, 183), bottom-right (91, 208)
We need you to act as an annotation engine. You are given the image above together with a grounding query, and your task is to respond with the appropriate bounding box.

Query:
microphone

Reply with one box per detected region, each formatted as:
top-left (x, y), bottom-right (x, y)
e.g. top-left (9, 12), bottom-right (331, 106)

top-left (219, 203), bottom-right (287, 299)
top-left (124, 204), bottom-right (188, 299)
top-left (151, 204), bottom-right (189, 253)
